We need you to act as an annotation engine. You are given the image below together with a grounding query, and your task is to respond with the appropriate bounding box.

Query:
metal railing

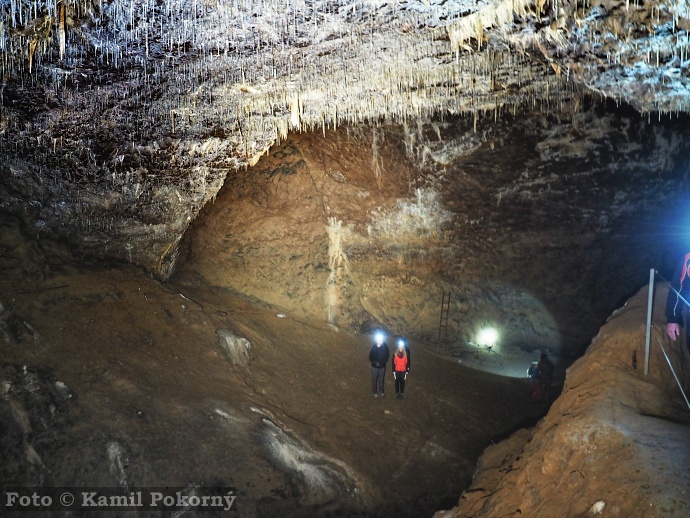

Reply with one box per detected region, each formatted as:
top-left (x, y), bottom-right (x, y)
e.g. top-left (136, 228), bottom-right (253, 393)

top-left (645, 268), bottom-right (690, 410)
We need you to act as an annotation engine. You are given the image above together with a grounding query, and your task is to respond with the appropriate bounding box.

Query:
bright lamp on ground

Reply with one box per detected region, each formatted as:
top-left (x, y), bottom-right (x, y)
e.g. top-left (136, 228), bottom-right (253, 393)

top-left (477, 327), bottom-right (499, 347)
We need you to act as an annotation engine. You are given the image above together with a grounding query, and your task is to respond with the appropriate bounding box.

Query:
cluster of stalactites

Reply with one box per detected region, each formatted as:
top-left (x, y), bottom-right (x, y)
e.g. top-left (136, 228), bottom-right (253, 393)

top-left (440, 0), bottom-right (690, 114)
top-left (1, 1), bottom-right (414, 78)
top-left (0, 1), bottom-right (580, 179)
top-left (561, 0), bottom-right (690, 114)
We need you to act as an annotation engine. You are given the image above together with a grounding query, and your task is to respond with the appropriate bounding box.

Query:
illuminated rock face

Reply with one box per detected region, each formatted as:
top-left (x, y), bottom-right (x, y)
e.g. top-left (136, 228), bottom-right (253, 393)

top-left (0, 1), bottom-right (689, 343)
top-left (180, 104), bottom-right (690, 355)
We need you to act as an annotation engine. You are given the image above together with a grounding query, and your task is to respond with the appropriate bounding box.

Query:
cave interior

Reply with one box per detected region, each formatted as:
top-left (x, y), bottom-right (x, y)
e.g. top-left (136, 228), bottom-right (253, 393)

top-left (1, 0), bottom-right (690, 516)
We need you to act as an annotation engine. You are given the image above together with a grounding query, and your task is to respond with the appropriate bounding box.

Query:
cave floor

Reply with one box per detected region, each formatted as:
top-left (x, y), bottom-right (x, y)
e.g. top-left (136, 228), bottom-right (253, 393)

top-left (0, 262), bottom-right (552, 517)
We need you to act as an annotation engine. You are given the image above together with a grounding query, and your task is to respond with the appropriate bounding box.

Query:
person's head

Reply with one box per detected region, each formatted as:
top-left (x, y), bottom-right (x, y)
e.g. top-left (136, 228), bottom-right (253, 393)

top-left (375, 332), bottom-right (384, 346)
top-left (397, 339), bottom-right (405, 351)
top-left (540, 353), bottom-right (548, 361)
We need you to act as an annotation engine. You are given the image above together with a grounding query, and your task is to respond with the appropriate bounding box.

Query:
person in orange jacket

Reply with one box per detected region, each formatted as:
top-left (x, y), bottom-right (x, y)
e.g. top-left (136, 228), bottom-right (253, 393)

top-left (392, 339), bottom-right (411, 399)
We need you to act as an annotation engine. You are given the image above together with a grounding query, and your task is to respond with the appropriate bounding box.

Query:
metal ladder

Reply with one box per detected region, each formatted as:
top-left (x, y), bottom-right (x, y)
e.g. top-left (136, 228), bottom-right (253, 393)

top-left (437, 290), bottom-right (451, 351)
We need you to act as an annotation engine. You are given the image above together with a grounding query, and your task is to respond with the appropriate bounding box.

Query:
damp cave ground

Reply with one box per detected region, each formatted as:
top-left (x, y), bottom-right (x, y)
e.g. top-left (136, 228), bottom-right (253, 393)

top-left (0, 255), bottom-right (558, 517)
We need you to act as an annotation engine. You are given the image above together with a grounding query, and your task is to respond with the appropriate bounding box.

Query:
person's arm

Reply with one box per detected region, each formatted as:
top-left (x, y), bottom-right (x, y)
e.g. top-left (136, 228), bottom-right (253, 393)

top-left (666, 253), bottom-right (690, 340)
top-left (667, 323), bottom-right (681, 341)
top-left (406, 346), bottom-right (411, 371)
top-left (369, 346), bottom-right (375, 364)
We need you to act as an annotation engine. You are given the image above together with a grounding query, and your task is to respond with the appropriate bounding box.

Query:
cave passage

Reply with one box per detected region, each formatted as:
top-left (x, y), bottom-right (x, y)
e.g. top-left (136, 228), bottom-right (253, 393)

top-left (0, 246), bottom-right (554, 517)
top-left (3, 98), bottom-right (690, 516)
top-left (1, 0), bottom-right (690, 514)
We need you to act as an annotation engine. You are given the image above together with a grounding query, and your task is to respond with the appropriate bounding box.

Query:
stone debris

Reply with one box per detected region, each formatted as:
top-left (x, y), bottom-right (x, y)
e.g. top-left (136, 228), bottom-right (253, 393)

top-left (54, 381), bottom-right (72, 400)
top-left (217, 329), bottom-right (252, 367)
top-left (106, 441), bottom-right (130, 488)
top-left (589, 500), bottom-right (606, 515)
top-left (262, 419), bottom-right (359, 506)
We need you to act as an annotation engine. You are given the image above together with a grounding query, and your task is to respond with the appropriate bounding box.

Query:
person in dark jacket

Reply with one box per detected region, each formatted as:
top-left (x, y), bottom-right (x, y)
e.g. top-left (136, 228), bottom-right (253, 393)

top-left (666, 252), bottom-right (690, 354)
top-left (392, 339), bottom-right (411, 399)
top-left (369, 332), bottom-right (390, 398)
top-left (536, 353), bottom-right (554, 399)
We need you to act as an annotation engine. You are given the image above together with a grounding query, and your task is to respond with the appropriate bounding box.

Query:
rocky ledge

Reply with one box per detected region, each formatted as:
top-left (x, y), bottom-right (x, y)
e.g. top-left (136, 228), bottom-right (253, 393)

top-left (437, 283), bottom-right (690, 517)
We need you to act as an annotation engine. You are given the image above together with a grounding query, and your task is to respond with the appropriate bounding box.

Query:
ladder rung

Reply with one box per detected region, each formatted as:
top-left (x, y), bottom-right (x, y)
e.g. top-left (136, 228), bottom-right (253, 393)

top-left (438, 290), bottom-right (451, 343)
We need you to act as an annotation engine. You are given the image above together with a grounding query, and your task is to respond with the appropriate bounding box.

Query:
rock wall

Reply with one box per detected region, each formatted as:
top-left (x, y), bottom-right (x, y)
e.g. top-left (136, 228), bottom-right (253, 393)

top-left (180, 103), bottom-right (690, 356)
top-left (0, 139), bottom-right (228, 278)
top-left (436, 284), bottom-right (690, 517)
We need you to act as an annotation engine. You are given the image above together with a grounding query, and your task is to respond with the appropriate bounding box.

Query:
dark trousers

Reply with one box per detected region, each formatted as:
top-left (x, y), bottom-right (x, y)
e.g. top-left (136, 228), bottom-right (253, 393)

top-left (394, 371), bottom-right (406, 394)
top-left (371, 367), bottom-right (386, 394)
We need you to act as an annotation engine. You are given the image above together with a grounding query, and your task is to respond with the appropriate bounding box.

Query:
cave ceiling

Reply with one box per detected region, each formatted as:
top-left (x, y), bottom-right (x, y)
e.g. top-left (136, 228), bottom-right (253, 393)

top-left (0, 0), bottom-right (689, 279)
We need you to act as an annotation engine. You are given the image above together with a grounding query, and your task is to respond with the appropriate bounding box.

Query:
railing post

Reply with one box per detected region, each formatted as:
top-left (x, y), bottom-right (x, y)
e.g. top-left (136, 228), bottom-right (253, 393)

top-left (644, 268), bottom-right (655, 375)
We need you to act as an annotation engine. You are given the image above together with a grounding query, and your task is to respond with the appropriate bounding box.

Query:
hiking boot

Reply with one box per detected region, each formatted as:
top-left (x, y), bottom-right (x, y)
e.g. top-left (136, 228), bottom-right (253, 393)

top-left (373, 393), bottom-right (378, 398)
top-left (396, 393), bottom-right (401, 400)
top-left (380, 393), bottom-right (385, 398)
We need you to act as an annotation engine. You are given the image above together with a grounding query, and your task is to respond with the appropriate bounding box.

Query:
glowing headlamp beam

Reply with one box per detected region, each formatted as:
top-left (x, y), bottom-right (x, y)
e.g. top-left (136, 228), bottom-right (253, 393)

top-left (477, 327), bottom-right (499, 347)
